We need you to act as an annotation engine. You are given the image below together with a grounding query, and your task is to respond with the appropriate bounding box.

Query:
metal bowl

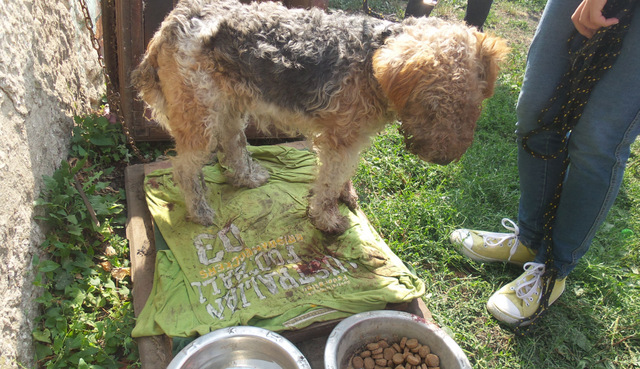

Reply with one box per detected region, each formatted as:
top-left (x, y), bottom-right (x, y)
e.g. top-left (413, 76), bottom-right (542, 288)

top-left (324, 310), bottom-right (472, 369)
top-left (167, 326), bottom-right (311, 369)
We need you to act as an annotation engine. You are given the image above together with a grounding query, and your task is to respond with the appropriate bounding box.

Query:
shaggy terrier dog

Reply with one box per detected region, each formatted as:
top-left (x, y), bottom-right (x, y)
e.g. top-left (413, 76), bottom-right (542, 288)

top-left (132, 0), bottom-right (508, 234)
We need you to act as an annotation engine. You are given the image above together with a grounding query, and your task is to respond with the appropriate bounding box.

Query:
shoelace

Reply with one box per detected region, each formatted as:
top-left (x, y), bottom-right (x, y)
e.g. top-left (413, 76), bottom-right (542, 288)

top-left (484, 218), bottom-right (521, 262)
top-left (513, 262), bottom-right (546, 306)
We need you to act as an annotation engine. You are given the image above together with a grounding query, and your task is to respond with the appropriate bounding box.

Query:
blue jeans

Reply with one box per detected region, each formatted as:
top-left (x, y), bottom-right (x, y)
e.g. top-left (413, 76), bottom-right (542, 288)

top-left (516, 0), bottom-right (640, 278)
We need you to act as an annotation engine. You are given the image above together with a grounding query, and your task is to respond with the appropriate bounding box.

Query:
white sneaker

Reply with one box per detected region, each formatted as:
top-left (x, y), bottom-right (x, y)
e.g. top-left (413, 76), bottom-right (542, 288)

top-left (487, 262), bottom-right (566, 325)
top-left (451, 219), bottom-right (536, 266)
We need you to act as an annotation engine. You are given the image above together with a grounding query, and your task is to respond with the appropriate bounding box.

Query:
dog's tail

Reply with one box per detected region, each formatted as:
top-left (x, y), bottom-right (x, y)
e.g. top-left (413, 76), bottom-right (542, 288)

top-left (130, 36), bottom-right (170, 129)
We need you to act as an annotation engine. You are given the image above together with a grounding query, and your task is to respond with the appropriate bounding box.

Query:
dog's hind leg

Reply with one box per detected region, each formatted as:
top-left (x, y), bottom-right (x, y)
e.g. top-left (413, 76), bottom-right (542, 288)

top-left (170, 111), bottom-right (217, 226)
top-left (172, 145), bottom-right (216, 226)
top-left (217, 115), bottom-right (270, 188)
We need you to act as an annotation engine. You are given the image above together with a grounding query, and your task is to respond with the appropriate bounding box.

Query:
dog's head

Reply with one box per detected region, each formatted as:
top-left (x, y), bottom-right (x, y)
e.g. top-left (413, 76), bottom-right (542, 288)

top-left (373, 19), bottom-right (509, 164)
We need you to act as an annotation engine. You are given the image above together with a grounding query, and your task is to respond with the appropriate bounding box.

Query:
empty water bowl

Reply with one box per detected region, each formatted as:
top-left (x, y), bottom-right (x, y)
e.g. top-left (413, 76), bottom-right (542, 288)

top-left (324, 310), bottom-right (471, 369)
top-left (168, 326), bottom-right (311, 369)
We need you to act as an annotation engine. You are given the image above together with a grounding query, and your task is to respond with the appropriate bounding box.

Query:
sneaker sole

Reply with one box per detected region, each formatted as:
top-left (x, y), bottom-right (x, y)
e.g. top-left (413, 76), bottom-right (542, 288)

top-left (486, 299), bottom-right (544, 327)
top-left (486, 299), bottom-right (528, 326)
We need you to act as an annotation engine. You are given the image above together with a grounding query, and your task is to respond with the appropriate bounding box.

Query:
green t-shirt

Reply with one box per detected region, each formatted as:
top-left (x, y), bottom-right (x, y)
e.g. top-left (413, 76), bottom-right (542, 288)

top-left (132, 145), bottom-right (425, 338)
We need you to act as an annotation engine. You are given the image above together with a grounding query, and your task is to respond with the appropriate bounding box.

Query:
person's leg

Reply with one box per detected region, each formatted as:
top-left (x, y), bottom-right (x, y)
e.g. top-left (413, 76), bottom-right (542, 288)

top-left (484, 0), bottom-right (615, 325)
top-left (538, 7), bottom-right (640, 277)
top-left (404, 0), bottom-right (435, 18)
top-left (455, 0), bottom-right (640, 325)
top-left (464, 0), bottom-right (494, 30)
top-left (515, 0), bottom-right (584, 253)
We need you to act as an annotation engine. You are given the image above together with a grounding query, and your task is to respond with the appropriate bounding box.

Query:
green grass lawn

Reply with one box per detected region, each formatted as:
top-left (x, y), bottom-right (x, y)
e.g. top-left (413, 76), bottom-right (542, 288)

top-left (32, 0), bottom-right (639, 367)
top-left (349, 0), bottom-right (640, 367)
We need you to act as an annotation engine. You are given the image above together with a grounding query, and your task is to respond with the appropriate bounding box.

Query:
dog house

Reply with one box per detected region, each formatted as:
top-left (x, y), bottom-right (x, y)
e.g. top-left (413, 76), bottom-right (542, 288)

top-left (102, 0), bottom-right (327, 142)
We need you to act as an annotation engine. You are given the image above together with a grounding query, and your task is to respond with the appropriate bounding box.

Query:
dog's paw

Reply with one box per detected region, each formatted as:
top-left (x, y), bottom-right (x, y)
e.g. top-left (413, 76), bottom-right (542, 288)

top-left (308, 206), bottom-right (350, 235)
top-left (339, 180), bottom-right (359, 211)
top-left (247, 162), bottom-right (270, 188)
top-left (315, 214), bottom-right (350, 235)
top-left (187, 202), bottom-right (216, 226)
top-left (227, 161), bottom-right (270, 188)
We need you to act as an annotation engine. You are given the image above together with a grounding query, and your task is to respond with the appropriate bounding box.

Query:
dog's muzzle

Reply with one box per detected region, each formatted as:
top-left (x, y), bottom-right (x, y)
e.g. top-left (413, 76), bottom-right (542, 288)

top-left (406, 141), bottom-right (459, 165)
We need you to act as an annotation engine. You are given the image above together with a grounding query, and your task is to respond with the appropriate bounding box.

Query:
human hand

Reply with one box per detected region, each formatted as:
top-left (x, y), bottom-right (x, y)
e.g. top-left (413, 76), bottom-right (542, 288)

top-left (571, 0), bottom-right (619, 38)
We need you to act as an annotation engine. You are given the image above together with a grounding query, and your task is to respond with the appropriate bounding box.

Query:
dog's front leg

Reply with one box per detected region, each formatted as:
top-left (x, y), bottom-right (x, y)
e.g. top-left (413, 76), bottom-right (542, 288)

top-left (339, 180), bottom-right (359, 211)
top-left (217, 116), bottom-right (270, 189)
top-left (308, 138), bottom-right (362, 235)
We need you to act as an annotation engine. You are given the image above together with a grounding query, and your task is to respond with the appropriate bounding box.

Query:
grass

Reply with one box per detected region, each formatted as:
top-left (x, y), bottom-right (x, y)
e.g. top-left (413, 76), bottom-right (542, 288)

top-left (348, 1), bottom-right (640, 367)
top-left (31, 0), bottom-right (639, 368)
top-left (354, 126), bottom-right (640, 369)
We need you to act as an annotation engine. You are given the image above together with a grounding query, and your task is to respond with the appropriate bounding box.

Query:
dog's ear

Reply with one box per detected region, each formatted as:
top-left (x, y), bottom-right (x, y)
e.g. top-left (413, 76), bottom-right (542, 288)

top-left (474, 32), bottom-right (509, 98)
top-left (372, 48), bottom-right (428, 111)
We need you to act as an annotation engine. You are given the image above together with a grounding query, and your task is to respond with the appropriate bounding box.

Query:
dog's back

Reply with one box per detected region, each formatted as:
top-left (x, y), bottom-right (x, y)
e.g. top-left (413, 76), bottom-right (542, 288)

top-left (201, 2), bottom-right (395, 113)
top-left (133, 0), bottom-right (398, 123)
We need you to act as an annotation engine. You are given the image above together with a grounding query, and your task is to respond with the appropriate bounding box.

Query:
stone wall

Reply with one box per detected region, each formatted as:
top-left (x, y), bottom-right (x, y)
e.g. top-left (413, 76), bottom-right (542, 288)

top-left (0, 0), bottom-right (103, 367)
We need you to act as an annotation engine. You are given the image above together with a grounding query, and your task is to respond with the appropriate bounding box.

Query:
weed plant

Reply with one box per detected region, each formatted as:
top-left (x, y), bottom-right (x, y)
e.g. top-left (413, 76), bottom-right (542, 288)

top-left (31, 1), bottom-right (639, 368)
top-left (32, 115), bottom-right (142, 368)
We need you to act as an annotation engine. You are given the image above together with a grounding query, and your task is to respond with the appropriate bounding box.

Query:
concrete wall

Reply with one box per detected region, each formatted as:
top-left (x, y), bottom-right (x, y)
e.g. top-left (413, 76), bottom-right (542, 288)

top-left (0, 0), bottom-right (103, 367)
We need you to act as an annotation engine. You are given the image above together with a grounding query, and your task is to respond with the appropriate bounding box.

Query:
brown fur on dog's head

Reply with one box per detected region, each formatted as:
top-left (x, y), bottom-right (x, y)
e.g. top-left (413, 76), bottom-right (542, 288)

top-left (373, 19), bottom-right (509, 164)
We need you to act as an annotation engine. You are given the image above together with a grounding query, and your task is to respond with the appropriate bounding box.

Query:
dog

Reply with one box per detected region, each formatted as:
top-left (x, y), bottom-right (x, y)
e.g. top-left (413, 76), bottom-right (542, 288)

top-left (132, 0), bottom-right (508, 234)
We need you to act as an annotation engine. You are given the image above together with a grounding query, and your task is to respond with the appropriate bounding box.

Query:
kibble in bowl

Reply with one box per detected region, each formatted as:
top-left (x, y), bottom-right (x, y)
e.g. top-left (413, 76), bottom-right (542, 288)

top-left (349, 336), bottom-right (440, 369)
top-left (324, 311), bottom-right (471, 369)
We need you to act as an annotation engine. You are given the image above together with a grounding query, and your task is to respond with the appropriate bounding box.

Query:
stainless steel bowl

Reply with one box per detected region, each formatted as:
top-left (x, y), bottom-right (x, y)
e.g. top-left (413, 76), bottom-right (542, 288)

top-left (167, 326), bottom-right (311, 369)
top-left (324, 310), bottom-right (472, 369)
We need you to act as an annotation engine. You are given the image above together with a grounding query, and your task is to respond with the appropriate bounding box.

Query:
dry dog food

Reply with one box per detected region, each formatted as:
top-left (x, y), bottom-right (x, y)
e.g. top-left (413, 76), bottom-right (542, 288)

top-left (349, 337), bottom-right (440, 369)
